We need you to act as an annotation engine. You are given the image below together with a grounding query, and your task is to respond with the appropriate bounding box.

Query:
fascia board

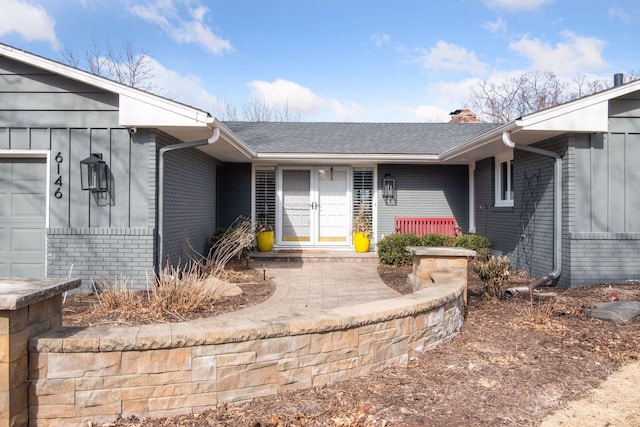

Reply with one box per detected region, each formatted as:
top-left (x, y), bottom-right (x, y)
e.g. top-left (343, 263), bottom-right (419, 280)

top-left (518, 80), bottom-right (640, 131)
top-left (439, 122), bottom-right (517, 161)
top-left (254, 153), bottom-right (441, 163)
top-left (517, 99), bottom-right (608, 132)
top-left (213, 119), bottom-right (257, 158)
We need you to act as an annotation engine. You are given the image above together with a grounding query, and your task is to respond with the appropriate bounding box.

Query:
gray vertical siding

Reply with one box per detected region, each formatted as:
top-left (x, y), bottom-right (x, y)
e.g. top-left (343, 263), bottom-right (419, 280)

top-left (574, 132), bottom-right (640, 233)
top-left (563, 99), bottom-right (640, 286)
top-left (217, 163), bottom-right (252, 229)
top-left (377, 164), bottom-right (469, 238)
top-left (159, 132), bottom-right (218, 265)
top-left (1, 56), bottom-right (156, 289)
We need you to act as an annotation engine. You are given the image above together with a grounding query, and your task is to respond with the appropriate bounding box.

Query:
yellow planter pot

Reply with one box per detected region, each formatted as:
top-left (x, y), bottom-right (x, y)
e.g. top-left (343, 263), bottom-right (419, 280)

top-left (256, 231), bottom-right (274, 252)
top-left (353, 232), bottom-right (370, 253)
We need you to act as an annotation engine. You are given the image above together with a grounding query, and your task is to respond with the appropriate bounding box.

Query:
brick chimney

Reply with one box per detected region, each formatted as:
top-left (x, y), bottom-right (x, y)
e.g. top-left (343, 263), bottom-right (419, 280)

top-left (449, 109), bottom-right (480, 123)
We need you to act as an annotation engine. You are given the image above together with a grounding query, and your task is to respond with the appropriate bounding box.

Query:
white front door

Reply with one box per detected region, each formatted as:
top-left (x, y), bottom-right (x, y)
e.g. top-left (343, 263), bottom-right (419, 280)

top-left (279, 167), bottom-right (350, 246)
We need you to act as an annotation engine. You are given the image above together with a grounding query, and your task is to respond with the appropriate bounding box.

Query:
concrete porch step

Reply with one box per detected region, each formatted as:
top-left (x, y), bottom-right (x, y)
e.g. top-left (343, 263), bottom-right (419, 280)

top-left (250, 249), bottom-right (379, 264)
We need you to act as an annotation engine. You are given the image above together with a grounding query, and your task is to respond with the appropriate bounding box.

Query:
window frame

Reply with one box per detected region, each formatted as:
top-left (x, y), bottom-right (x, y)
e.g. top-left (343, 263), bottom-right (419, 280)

top-left (494, 152), bottom-right (514, 207)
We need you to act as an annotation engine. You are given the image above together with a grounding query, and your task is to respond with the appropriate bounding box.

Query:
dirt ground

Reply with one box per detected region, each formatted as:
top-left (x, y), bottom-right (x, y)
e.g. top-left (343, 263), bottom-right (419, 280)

top-left (63, 261), bottom-right (640, 427)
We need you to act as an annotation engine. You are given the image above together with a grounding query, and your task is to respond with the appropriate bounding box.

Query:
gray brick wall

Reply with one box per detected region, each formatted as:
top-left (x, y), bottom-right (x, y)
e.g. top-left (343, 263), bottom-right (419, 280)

top-left (568, 235), bottom-right (640, 286)
top-left (159, 133), bottom-right (218, 265)
top-left (217, 163), bottom-right (252, 229)
top-left (475, 137), bottom-right (568, 283)
top-left (377, 164), bottom-right (469, 238)
top-left (47, 227), bottom-right (154, 291)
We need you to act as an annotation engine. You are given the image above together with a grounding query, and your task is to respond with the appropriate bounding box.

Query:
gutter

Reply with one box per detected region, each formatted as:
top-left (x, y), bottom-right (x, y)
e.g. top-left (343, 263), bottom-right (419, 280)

top-left (157, 125), bottom-right (221, 268)
top-left (502, 131), bottom-right (562, 295)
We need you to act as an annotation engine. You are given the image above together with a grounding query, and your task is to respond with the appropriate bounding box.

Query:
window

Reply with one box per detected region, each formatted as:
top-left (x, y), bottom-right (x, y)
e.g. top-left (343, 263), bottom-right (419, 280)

top-left (495, 153), bottom-right (514, 207)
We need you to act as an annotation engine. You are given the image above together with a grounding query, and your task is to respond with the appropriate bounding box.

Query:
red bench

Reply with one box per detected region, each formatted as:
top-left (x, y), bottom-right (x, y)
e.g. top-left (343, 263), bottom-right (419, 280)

top-left (394, 217), bottom-right (461, 237)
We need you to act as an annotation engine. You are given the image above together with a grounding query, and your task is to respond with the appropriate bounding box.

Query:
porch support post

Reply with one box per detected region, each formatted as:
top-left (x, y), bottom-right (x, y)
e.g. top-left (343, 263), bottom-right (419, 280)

top-left (468, 162), bottom-right (476, 234)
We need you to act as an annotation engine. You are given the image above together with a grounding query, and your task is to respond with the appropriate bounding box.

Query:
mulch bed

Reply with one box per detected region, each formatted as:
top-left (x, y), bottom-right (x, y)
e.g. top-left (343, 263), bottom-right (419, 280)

top-left (64, 261), bottom-right (640, 427)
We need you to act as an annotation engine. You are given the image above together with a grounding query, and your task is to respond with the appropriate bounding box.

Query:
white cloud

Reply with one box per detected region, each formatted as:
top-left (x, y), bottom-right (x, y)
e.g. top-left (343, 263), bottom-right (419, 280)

top-left (483, 17), bottom-right (507, 34)
top-left (608, 7), bottom-right (635, 23)
top-left (248, 79), bottom-right (364, 121)
top-left (146, 57), bottom-right (219, 111)
top-left (417, 41), bottom-right (488, 75)
top-left (0, 0), bottom-right (59, 49)
top-left (130, 0), bottom-right (233, 55)
top-left (371, 32), bottom-right (391, 48)
top-left (409, 105), bottom-right (451, 122)
top-left (485, 0), bottom-right (553, 11)
top-left (509, 31), bottom-right (608, 75)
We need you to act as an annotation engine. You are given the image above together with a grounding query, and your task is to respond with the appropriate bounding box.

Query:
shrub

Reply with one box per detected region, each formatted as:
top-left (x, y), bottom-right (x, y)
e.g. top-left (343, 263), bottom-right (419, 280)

top-left (92, 262), bottom-right (228, 323)
top-left (455, 234), bottom-right (491, 259)
top-left (472, 255), bottom-right (510, 300)
top-left (421, 234), bottom-right (456, 247)
top-left (377, 233), bottom-right (421, 265)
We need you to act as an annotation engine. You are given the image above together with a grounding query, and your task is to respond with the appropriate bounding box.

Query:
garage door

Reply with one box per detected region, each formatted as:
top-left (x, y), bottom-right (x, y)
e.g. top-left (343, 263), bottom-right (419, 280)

top-left (0, 158), bottom-right (46, 278)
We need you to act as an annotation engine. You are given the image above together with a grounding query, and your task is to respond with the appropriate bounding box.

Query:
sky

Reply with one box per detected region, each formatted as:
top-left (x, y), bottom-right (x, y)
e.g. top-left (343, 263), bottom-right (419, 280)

top-left (1, 0), bottom-right (639, 122)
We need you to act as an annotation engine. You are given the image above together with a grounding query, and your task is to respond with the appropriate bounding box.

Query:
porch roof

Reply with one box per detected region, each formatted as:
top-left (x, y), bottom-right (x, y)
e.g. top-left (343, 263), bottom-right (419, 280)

top-left (222, 121), bottom-right (500, 156)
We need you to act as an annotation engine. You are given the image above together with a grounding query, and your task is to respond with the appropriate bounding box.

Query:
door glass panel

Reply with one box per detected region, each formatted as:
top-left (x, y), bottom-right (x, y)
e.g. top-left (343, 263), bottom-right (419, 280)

top-left (282, 170), bottom-right (310, 242)
top-left (318, 168), bottom-right (348, 243)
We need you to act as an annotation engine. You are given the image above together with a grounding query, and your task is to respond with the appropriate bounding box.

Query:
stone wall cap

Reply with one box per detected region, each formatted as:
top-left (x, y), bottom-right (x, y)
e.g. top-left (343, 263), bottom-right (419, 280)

top-left (406, 246), bottom-right (477, 257)
top-left (0, 278), bottom-right (81, 310)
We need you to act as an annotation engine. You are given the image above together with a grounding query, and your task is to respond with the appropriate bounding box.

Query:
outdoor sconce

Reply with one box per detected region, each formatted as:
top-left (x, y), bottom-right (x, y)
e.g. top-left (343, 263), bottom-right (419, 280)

top-left (383, 175), bottom-right (396, 201)
top-left (80, 153), bottom-right (108, 192)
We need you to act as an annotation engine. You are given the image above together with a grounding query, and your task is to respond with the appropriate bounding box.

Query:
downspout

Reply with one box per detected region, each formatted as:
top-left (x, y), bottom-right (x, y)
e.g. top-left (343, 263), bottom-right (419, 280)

top-left (502, 131), bottom-right (562, 295)
top-left (157, 126), bottom-right (220, 268)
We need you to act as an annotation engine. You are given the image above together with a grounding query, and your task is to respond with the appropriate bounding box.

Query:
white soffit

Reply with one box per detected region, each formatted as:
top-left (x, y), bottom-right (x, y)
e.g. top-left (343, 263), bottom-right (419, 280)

top-left (519, 101), bottom-right (608, 132)
top-left (119, 95), bottom-right (211, 128)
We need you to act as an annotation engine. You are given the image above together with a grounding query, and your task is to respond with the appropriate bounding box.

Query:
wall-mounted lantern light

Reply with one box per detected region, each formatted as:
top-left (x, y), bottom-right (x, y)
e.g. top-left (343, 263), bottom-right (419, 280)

top-left (80, 153), bottom-right (108, 192)
top-left (383, 174), bottom-right (396, 202)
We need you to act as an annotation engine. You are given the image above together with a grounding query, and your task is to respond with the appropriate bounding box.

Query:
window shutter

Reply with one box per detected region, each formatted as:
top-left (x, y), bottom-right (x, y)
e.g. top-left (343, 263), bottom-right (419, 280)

top-left (255, 168), bottom-right (276, 230)
top-left (353, 168), bottom-right (373, 221)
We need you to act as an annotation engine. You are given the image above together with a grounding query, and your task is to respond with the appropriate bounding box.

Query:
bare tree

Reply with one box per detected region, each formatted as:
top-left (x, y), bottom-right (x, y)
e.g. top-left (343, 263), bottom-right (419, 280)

top-left (469, 71), bottom-right (567, 123)
top-left (241, 96), bottom-right (301, 122)
top-left (60, 39), bottom-right (157, 92)
top-left (215, 96), bottom-right (302, 122)
top-left (469, 71), bottom-right (640, 123)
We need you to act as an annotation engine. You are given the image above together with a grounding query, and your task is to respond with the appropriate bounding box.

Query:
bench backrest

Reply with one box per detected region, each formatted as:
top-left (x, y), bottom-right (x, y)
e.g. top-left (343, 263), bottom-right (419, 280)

top-left (395, 217), bottom-right (461, 237)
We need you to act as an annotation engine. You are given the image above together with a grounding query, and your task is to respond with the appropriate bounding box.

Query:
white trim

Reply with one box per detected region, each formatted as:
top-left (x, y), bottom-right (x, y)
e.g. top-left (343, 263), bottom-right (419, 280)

top-left (494, 151), bottom-right (514, 207)
top-left (468, 163), bottom-right (476, 233)
top-left (254, 153), bottom-right (441, 163)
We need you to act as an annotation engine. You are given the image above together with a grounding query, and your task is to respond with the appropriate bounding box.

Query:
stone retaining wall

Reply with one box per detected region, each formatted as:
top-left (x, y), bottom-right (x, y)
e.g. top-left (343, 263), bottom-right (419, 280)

top-left (29, 279), bottom-right (465, 426)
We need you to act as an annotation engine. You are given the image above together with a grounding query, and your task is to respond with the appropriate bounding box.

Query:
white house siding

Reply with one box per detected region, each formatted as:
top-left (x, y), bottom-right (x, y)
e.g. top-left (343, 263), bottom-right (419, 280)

top-left (0, 56), bottom-right (155, 289)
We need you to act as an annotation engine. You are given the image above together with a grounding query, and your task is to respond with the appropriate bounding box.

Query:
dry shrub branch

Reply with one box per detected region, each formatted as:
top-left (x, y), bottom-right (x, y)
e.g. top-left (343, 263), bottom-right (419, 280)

top-left (90, 217), bottom-right (257, 324)
top-left (525, 291), bottom-right (557, 325)
top-left (472, 255), bottom-right (511, 299)
top-left (204, 216), bottom-right (255, 277)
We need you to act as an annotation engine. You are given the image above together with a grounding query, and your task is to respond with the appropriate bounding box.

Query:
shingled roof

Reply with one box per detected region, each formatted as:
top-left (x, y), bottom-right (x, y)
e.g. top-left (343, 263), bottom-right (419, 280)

top-left (222, 122), bottom-right (500, 155)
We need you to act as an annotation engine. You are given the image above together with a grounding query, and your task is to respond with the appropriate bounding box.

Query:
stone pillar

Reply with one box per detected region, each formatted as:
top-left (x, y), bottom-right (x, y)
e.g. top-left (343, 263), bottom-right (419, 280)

top-left (0, 278), bottom-right (80, 427)
top-left (406, 247), bottom-right (476, 305)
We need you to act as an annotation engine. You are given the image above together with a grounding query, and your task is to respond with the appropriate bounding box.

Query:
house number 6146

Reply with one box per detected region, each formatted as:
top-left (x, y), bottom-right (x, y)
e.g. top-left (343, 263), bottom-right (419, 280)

top-left (54, 152), bottom-right (63, 199)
